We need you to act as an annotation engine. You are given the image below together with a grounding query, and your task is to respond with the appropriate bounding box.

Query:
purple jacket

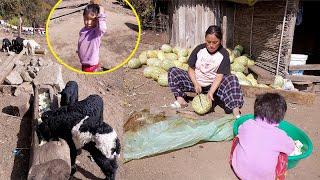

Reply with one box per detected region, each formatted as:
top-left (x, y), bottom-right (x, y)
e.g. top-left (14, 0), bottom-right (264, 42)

top-left (78, 12), bottom-right (106, 66)
top-left (232, 118), bottom-right (295, 180)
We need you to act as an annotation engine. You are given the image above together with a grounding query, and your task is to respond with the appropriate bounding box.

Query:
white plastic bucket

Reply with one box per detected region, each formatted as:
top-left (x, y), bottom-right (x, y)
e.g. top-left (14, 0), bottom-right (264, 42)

top-left (289, 54), bottom-right (308, 75)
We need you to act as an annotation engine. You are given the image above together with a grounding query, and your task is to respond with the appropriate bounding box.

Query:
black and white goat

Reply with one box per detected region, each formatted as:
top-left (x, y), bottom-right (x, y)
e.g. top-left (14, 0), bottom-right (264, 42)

top-left (1, 38), bottom-right (11, 52)
top-left (60, 81), bottom-right (79, 107)
top-left (10, 37), bottom-right (25, 54)
top-left (37, 95), bottom-right (119, 180)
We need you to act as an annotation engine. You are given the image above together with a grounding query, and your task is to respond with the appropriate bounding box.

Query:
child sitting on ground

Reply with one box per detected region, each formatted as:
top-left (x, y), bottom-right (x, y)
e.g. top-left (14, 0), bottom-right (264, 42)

top-left (230, 93), bottom-right (295, 180)
top-left (78, 2), bottom-right (106, 72)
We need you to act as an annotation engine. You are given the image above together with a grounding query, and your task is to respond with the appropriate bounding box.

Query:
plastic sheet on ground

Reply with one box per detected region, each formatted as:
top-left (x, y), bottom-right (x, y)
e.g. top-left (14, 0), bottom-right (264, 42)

top-left (124, 115), bottom-right (235, 162)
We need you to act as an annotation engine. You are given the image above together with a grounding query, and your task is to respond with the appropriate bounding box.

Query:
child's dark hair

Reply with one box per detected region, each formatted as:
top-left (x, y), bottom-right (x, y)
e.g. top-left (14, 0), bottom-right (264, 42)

top-left (83, 4), bottom-right (100, 16)
top-left (205, 25), bottom-right (222, 40)
top-left (254, 93), bottom-right (287, 124)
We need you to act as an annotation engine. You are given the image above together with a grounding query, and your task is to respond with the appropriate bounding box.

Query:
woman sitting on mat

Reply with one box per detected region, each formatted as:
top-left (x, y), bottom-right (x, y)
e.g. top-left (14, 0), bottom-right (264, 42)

top-left (168, 25), bottom-right (243, 118)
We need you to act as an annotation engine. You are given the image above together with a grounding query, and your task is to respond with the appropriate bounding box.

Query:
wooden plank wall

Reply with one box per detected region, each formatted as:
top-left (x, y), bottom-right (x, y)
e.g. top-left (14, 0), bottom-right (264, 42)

top-left (231, 0), bottom-right (299, 77)
top-left (169, 0), bottom-right (221, 48)
top-left (282, 0), bottom-right (299, 78)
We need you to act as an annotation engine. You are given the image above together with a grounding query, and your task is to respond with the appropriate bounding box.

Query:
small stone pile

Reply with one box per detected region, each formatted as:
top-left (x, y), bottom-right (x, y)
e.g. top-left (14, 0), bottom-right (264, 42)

top-left (3, 56), bottom-right (64, 96)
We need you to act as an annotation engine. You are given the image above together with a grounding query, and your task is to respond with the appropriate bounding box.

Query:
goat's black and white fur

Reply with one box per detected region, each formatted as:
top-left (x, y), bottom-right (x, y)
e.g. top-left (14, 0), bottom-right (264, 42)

top-left (60, 81), bottom-right (79, 107)
top-left (11, 37), bottom-right (25, 54)
top-left (1, 38), bottom-right (11, 52)
top-left (37, 95), bottom-right (119, 180)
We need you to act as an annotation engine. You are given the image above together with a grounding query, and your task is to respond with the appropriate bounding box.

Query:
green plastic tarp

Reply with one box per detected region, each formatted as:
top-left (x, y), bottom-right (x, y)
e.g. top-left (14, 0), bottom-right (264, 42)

top-left (124, 115), bottom-right (235, 162)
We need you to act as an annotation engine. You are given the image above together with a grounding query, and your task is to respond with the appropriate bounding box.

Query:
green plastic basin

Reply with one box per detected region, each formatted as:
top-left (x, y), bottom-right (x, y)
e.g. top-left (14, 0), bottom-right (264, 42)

top-left (233, 114), bottom-right (313, 169)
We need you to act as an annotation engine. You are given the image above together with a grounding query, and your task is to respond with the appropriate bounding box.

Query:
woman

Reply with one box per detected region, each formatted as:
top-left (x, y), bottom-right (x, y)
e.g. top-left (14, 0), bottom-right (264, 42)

top-left (168, 25), bottom-right (243, 118)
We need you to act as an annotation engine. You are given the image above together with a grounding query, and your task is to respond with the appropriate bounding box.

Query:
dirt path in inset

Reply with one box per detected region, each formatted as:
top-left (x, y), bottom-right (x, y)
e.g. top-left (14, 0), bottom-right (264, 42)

top-left (48, 0), bottom-right (138, 70)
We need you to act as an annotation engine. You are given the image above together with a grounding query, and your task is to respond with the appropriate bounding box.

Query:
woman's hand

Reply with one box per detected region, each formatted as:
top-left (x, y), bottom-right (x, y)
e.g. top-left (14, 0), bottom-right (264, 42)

top-left (207, 74), bottom-right (224, 101)
top-left (207, 90), bottom-right (215, 101)
top-left (188, 67), bottom-right (202, 94)
top-left (194, 82), bottom-right (202, 94)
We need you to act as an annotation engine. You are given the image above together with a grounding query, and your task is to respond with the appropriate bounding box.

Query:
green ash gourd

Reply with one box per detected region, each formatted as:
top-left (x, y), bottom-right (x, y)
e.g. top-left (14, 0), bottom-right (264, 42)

top-left (192, 94), bottom-right (212, 115)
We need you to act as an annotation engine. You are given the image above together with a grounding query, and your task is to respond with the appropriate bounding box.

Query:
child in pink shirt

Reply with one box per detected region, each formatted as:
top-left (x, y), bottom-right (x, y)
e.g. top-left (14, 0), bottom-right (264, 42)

top-left (78, 3), bottom-right (106, 72)
top-left (231, 93), bottom-right (295, 180)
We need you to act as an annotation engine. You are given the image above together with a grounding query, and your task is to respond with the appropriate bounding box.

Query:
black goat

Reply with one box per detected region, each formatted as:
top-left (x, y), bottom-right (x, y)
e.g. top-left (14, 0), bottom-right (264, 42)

top-left (60, 81), bottom-right (79, 107)
top-left (37, 95), bottom-right (119, 180)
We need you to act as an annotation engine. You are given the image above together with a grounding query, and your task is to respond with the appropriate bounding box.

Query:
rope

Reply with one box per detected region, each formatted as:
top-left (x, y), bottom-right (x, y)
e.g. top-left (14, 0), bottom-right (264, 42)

top-left (55, 3), bottom-right (88, 10)
top-left (50, 8), bottom-right (85, 20)
top-left (233, 4), bottom-right (236, 47)
top-left (249, 6), bottom-right (254, 57)
top-left (276, 0), bottom-right (289, 76)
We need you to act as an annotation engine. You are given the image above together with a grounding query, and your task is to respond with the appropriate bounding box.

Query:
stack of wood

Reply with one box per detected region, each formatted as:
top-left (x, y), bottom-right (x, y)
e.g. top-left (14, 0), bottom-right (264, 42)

top-left (288, 64), bottom-right (320, 92)
top-left (246, 65), bottom-right (316, 105)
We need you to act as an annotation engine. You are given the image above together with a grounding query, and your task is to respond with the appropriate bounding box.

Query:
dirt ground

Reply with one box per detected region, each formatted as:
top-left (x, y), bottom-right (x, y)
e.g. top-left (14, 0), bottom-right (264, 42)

top-left (121, 34), bottom-right (320, 179)
top-left (48, 0), bottom-right (139, 70)
top-left (1, 1), bottom-right (320, 179)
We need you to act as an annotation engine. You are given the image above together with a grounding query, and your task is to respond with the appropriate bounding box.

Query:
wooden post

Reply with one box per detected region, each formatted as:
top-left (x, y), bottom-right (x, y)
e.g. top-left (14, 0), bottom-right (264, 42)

top-left (35, 49), bottom-right (47, 55)
top-left (222, 16), bottom-right (227, 48)
top-left (28, 140), bottom-right (71, 180)
top-left (19, 13), bottom-right (23, 37)
top-left (28, 85), bottom-right (70, 179)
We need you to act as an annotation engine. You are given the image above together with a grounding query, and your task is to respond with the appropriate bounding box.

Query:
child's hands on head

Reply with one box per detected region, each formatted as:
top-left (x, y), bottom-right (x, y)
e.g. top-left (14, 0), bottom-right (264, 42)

top-left (89, 0), bottom-right (104, 14)
top-left (99, 6), bottom-right (104, 14)
top-left (90, 0), bottom-right (101, 5)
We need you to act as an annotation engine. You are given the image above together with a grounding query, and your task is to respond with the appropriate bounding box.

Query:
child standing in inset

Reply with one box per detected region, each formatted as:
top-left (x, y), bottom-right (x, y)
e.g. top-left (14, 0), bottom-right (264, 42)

top-left (78, 3), bottom-right (106, 72)
top-left (230, 93), bottom-right (295, 180)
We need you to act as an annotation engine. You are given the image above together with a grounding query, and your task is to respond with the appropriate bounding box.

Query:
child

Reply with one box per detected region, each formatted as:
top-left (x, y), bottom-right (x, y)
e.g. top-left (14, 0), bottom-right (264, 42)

top-left (230, 93), bottom-right (295, 180)
top-left (78, 3), bottom-right (106, 72)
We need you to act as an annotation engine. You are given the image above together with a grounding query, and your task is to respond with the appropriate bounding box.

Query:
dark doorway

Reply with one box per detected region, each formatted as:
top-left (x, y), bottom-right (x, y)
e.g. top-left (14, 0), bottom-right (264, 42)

top-left (292, 1), bottom-right (320, 75)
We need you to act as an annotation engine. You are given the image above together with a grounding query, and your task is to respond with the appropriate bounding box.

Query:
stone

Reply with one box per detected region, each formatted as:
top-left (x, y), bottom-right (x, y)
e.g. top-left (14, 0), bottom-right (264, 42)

top-left (30, 58), bottom-right (38, 66)
top-left (4, 93), bottom-right (31, 117)
top-left (34, 67), bottom-right (40, 72)
top-left (33, 63), bottom-right (65, 92)
top-left (28, 70), bottom-right (37, 79)
top-left (21, 71), bottom-right (33, 82)
top-left (5, 71), bottom-right (23, 85)
top-left (14, 82), bottom-right (34, 96)
top-left (0, 85), bottom-right (16, 95)
top-left (38, 57), bottom-right (47, 67)
top-left (22, 57), bottom-right (31, 65)
top-left (27, 66), bottom-right (33, 71)
top-left (13, 65), bottom-right (25, 73)
top-left (15, 60), bottom-right (25, 66)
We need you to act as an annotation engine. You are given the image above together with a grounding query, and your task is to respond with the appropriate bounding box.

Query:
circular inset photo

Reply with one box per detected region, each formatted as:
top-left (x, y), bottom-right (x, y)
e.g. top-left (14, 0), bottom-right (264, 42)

top-left (46, 0), bottom-right (141, 74)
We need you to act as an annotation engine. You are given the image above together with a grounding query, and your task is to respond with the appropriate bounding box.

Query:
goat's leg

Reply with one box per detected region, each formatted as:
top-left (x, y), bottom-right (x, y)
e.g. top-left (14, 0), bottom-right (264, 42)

top-left (67, 140), bottom-right (78, 175)
top-left (84, 143), bottom-right (118, 180)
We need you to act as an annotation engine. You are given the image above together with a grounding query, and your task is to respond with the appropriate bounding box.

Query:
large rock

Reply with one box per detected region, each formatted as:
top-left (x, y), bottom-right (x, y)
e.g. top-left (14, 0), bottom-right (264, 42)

top-left (14, 82), bottom-right (34, 96)
top-left (37, 57), bottom-right (50, 67)
top-left (30, 57), bottom-right (38, 66)
top-left (21, 71), bottom-right (33, 82)
top-left (13, 65), bottom-right (25, 73)
top-left (15, 60), bottom-right (25, 67)
top-left (3, 93), bottom-right (31, 117)
top-left (0, 85), bottom-right (16, 95)
top-left (33, 63), bottom-right (65, 91)
top-left (5, 71), bottom-right (23, 85)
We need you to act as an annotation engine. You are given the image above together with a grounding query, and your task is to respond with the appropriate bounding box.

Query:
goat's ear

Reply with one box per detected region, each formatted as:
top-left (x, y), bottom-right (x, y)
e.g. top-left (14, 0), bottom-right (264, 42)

top-left (41, 111), bottom-right (51, 119)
